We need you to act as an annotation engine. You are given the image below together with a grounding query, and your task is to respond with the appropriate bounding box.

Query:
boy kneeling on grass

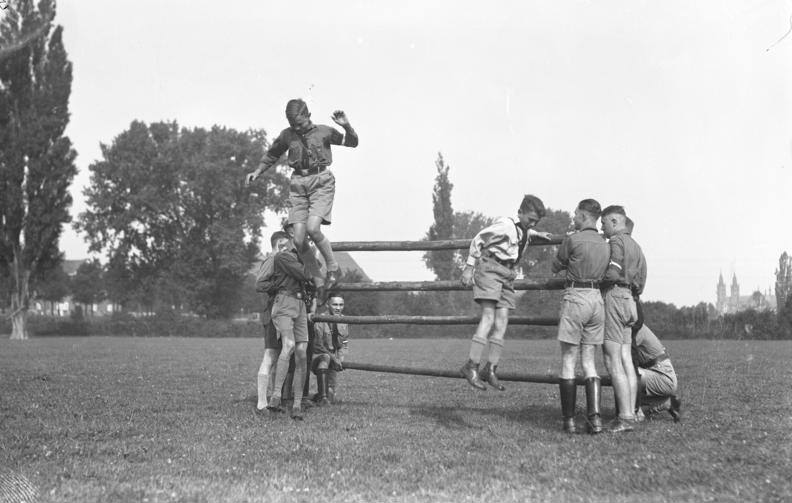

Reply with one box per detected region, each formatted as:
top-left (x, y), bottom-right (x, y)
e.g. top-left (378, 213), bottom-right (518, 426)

top-left (459, 194), bottom-right (551, 391)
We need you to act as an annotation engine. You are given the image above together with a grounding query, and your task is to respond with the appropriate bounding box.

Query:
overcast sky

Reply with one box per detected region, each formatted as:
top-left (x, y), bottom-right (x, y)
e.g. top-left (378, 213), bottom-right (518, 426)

top-left (52, 0), bottom-right (791, 307)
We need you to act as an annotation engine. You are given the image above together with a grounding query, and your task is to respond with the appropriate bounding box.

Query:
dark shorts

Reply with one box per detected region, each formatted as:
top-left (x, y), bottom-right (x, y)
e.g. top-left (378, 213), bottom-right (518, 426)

top-left (263, 321), bottom-right (281, 350)
top-left (472, 256), bottom-right (517, 309)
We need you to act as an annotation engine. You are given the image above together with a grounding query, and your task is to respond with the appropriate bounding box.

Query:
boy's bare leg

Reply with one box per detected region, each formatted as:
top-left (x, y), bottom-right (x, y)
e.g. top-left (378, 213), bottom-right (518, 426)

top-left (306, 216), bottom-right (339, 282)
top-left (460, 301), bottom-right (496, 390)
top-left (480, 307), bottom-right (509, 390)
top-left (292, 222), bottom-right (326, 287)
top-left (270, 327), bottom-right (296, 411)
top-left (291, 342), bottom-right (308, 420)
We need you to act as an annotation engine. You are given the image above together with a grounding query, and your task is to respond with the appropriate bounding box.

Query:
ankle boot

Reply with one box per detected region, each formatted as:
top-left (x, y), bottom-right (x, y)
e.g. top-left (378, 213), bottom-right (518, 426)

top-left (480, 362), bottom-right (505, 391)
top-left (315, 370), bottom-right (329, 406)
top-left (460, 359), bottom-right (486, 390)
top-left (559, 378), bottom-right (577, 433)
top-left (585, 377), bottom-right (603, 434)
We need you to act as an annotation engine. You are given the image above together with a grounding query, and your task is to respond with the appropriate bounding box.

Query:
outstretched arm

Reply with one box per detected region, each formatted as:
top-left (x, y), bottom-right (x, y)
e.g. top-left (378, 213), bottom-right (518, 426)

top-left (332, 111), bottom-right (358, 147)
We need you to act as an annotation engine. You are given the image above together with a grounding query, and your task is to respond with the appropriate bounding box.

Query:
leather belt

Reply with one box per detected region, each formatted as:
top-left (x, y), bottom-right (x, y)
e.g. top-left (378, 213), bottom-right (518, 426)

top-left (640, 353), bottom-right (669, 369)
top-left (565, 280), bottom-right (600, 289)
top-left (277, 290), bottom-right (303, 300)
top-left (483, 253), bottom-right (515, 268)
top-left (293, 166), bottom-right (327, 177)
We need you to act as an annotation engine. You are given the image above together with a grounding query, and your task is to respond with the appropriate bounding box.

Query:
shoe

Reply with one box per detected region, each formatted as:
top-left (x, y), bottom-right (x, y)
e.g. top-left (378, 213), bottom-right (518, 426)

top-left (290, 407), bottom-right (304, 421)
top-left (266, 397), bottom-right (285, 413)
top-left (301, 399), bottom-right (315, 409)
top-left (563, 417), bottom-right (577, 434)
top-left (325, 269), bottom-right (339, 289)
top-left (459, 360), bottom-right (486, 390)
top-left (607, 417), bottom-right (635, 433)
top-left (669, 395), bottom-right (682, 422)
top-left (479, 362), bottom-right (505, 391)
top-left (317, 397), bottom-right (330, 407)
top-left (255, 406), bottom-right (268, 416)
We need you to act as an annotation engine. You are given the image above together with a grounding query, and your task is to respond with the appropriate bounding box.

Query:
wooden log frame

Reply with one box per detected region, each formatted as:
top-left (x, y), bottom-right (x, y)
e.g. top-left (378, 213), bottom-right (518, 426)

top-left (332, 278), bottom-right (567, 292)
top-left (332, 235), bottom-right (564, 252)
top-left (311, 314), bottom-right (560, 326)
top-left (342, 361), bottom-right (613, 387)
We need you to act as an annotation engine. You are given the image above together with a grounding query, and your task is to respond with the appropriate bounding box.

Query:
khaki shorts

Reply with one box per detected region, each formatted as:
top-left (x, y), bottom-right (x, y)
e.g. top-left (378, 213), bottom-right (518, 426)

top-left (639, 359), bottom-right (678, 398)
top-left (287, 170), bottom-right (336, 225)
top-left (604, 286), bottom-right (637, 344)
top-left (557, 288), bottom-right (604, 345)
top-left (271, 293), bottom-right (309, 344)
top-left (473, 257), bottom-right (517, 309)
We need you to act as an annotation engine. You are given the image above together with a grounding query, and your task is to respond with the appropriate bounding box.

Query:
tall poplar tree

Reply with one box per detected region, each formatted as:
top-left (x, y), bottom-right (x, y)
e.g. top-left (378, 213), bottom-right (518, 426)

top-left (423, 153), bottom-right (456, 280)
top-left (0, 0), bottom-right (77, 339)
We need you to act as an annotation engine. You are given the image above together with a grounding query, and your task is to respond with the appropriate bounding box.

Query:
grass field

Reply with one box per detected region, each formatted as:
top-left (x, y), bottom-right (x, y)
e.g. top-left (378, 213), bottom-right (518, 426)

top-left (1, 337), bottom-right (790, 503)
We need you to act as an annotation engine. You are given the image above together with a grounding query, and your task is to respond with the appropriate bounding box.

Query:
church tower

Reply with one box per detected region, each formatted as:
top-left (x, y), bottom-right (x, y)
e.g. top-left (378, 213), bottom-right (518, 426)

top-left (730, 273), bottom-right (740, 311)
top-left (716, 272), bottom-right (727, 313)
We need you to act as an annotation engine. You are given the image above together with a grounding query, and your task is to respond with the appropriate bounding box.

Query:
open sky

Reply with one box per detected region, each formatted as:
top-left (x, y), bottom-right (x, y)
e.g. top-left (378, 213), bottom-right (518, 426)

top-left (51, 0), bottom-right (792, 307)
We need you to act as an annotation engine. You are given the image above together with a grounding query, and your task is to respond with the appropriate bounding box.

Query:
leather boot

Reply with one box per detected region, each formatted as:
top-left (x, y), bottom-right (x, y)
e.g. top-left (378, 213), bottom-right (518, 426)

top-left (585, 377), bottom-right (603, 434)
top-left (479, 362), bottom-right (505, 391)
top-left (315, 370), bottom-right (329, 406)
top-left (559, 378), bottom-right (577, 434)
top-left (460, 359), bottom-right (486, 390)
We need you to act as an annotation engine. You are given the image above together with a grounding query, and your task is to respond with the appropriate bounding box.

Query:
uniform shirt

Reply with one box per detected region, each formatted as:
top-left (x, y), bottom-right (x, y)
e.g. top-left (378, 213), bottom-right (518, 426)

top-left (271, 248), bottom-right (312, 296)
top-left (258, 124), bottom-right (358, 172)
top-left (631, 325), bottom-right (667, 368)
top-left (604, 232), bottom-right (647, 294)
top-left (312, 319), bottom-right (349, 360)
top-left (465, 217), bottom-right (532, 267)
top-left (553, 228), bottom-right (609, 282)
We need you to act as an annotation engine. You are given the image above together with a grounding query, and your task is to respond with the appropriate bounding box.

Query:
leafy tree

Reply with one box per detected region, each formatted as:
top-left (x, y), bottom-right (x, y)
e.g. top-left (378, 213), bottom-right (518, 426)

top-left (33, 255), bottom-right (70, 314)
top-left (76, 121), bottom-right (289, 318)
top-left (423, 153), bottom-right (456, 280)
top-left (70, 259), bottom-right (104, 316)
top-left (0, 0), bottom-right (77, 338)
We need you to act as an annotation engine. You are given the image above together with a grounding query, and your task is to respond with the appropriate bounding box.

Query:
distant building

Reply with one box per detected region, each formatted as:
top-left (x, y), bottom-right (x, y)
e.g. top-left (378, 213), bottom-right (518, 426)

top-left (716, 272), bottom-right (776, 314)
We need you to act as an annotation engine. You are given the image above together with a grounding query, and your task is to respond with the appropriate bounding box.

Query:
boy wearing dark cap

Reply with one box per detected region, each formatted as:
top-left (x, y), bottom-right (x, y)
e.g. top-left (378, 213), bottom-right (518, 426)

top-left (459, 195), bottom-right (551, 391)
top-left (245, 99), bottom-right (358, 296)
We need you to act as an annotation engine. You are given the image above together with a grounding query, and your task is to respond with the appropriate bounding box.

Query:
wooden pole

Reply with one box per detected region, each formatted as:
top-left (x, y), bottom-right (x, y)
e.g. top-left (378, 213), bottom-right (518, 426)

top-left (343, 361), bottom-right (612, 386)
top-left (311, 314), bottom-right (559, 325)
top-left (331, 278), bottom-right (567, 292)
top-left (332, 235), bottom-right (564, 252)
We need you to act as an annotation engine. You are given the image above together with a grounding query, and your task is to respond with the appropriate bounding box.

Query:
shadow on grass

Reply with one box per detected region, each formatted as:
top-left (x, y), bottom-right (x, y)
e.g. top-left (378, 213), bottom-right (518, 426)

top-left (408, 404), bottom-right (558, 431)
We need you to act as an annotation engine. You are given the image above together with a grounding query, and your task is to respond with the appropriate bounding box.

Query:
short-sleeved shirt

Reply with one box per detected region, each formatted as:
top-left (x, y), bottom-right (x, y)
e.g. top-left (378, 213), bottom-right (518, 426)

top-left (553, 228), bottom-right (609, 282)
top-left (313, 320), bottom-right (349, 359)
top-left (632, 325), bottom-right (667, 367)
top-left (465, 217), bottom-right (528, 267)
top-left (604, 232), bottom-right (647, 294)
top-left (259, 124), bottom-right (358, 172)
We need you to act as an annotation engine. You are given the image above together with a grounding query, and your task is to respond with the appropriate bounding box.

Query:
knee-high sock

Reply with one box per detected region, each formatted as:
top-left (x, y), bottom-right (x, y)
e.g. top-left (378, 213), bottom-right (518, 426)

top-left (257, 349), bottom-right (278, 409)
top-left (468, 335), bottom-right (487, 363)
top-left (313, 236), bottom-right (338, 272)
top-left (292, 360), bottom-right (306, 409)
top-left (487, 338), bottom-right (504, 366)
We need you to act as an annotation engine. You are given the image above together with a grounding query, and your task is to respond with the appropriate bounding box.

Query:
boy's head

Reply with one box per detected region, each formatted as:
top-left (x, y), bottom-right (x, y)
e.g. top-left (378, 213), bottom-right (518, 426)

top-left (328, 295), bottom-right (345, 316)
top-left (625, 217), bottom-right (635, 235)
top-left (600, 205), bottom-right (627, 238)
top-left (270, 230), bottom-right (291, 253)
top-left (517, 194), bottom-right (546, 230)
top-left (573, 199), bottom-right (601, 230)
top-left (285, 99), bottom-right (311, 133)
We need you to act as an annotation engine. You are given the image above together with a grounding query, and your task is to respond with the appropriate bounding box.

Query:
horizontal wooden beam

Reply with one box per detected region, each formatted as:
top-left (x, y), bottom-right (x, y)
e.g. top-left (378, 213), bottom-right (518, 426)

top-left (311, 315), bottom-right (559, 326)
top-left (343, 361), bottom-right (612, 386)
top-left (332, 235), bottom-right (564, 252)
top-left (331, 278), bottom-right (567, 292)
